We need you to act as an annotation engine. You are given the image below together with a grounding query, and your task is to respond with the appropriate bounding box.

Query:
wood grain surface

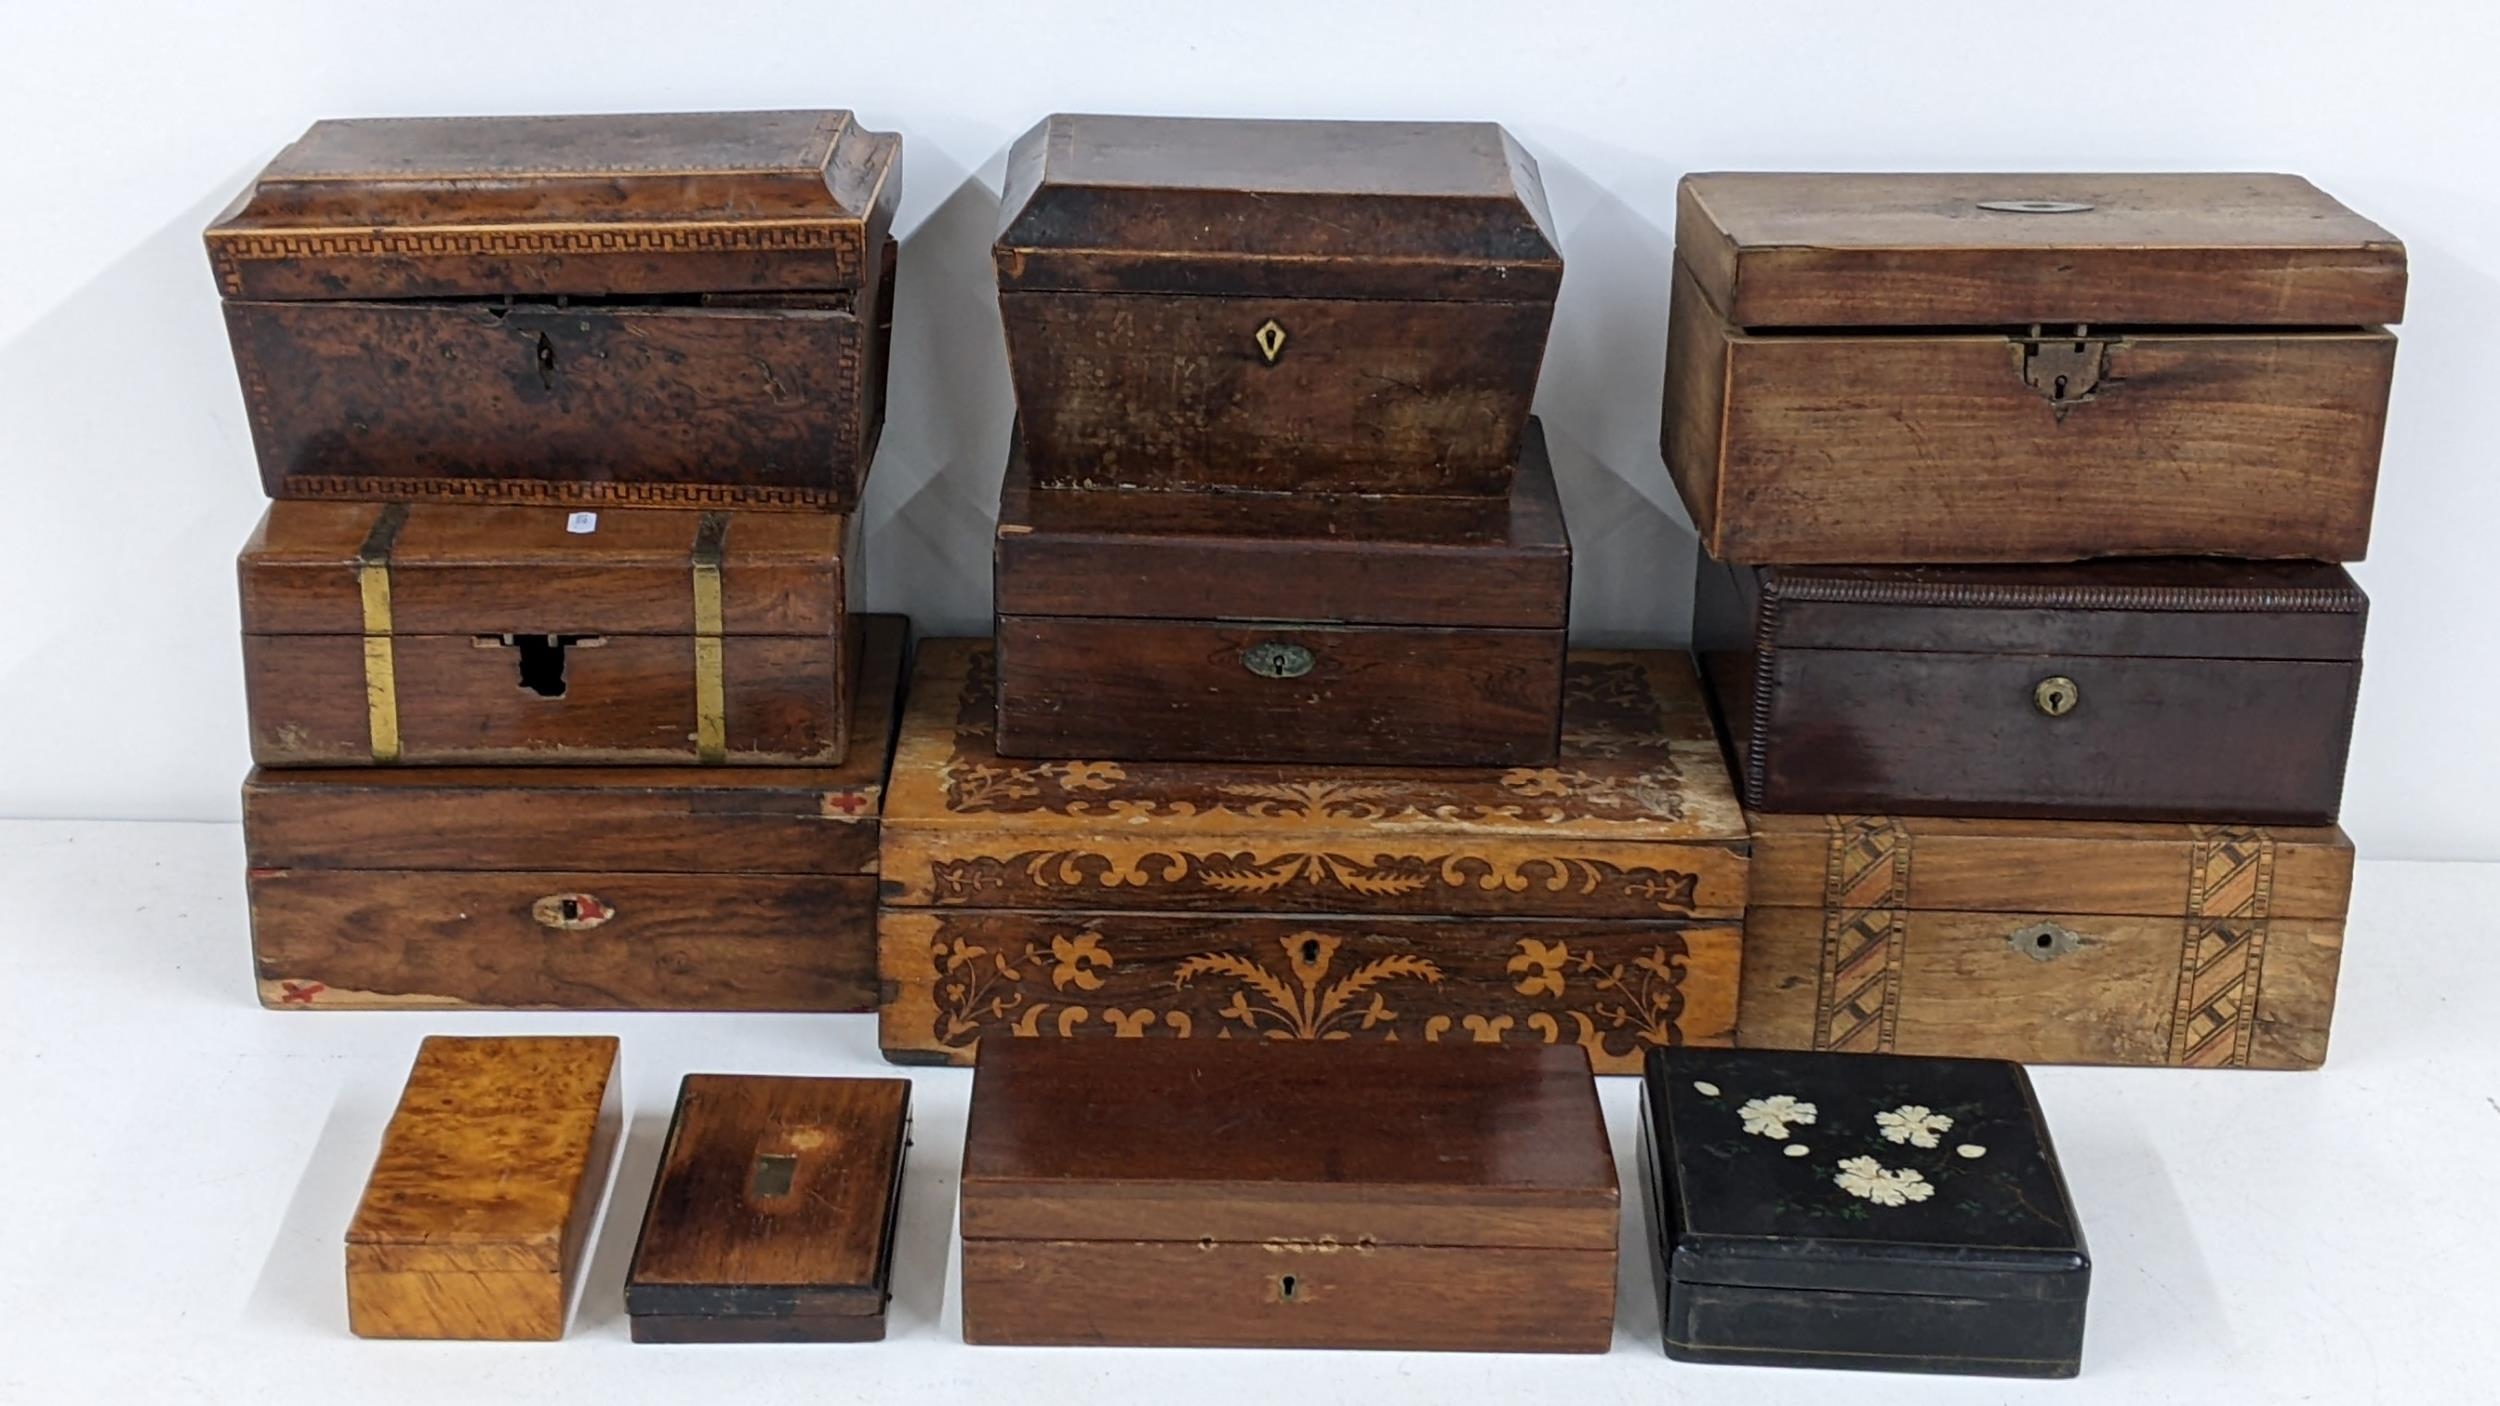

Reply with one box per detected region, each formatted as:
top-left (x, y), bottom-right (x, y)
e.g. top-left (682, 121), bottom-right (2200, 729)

top-left (346, 1036), bottom-right (620, 1339)
top-left (626, 1075), bottom-right (909, 1341)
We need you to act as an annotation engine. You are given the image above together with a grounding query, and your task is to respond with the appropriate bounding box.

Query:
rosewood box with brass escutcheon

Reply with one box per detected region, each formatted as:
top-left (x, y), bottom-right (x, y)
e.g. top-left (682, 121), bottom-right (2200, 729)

top-left (1662, 172), bottom-right (2403, 563)
top-left (877, 638), bottom-right (1746, 1074)
top-left (1695, 557), bottom-right (2366, 824)
top-left (995, 113), bottom-right (1562, 495)
top-left (206, 110), bottom-right (897, 511)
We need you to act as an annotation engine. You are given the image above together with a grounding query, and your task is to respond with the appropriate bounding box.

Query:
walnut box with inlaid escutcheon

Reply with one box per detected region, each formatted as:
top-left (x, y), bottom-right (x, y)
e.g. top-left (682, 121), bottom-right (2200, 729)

top-left (1735, 810), bottom-right (2352, 1070)
top-left (239, 501), bottom-right (864, 767)
top-left (206, 110), bottom-right (897, 511)
top-left (626, 1075), bottom-right (912, 1343)
top-left (993, 418), bottom-right (1570, 767)
top-left (1696, 557), bottom-right (2366, 825)
top-left (243, 615), bottom-right (906, 1013)
top-left (877, 638), bottom-right (1747, 1074)
top-left (995, 113), bottom-right (1561, 495)
top-left (959, 1040), bottom-right (1618, 1351)
top-left (346, 1035), bottom-right (622, 1340)
top-left (1662, 173), bottom-right (2403, 563)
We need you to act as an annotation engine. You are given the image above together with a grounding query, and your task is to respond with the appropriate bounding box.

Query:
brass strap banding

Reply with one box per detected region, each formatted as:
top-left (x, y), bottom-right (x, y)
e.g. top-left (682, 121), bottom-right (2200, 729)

top-left (691, 511), bottom-right (730, 764)
top-left (356, 504), bottom-right (409, 763)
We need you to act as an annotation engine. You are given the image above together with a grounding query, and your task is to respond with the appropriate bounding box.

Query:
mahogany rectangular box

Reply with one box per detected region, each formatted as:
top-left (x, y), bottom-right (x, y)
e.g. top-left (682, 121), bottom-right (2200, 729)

top-left (347, 1035), bottom-right (621, 1340)
top-left (1695, 557), bottom-right (2366, 824)
top-left (240, 502), bottom-right (864, 767)
top-left (1663, 173), bottom-right (2403, 563)
top-left (877, 639), bottom-right (1747, 1074)
top-left (1737, 811), bottom-right (2351, 1070)
top-left (626, 1075), bottom-right (911, 1343)
top-left (207, 110), bottom-right (897, 511)
top-left (996, 113), bottom-right (1561, 495)
top-left (960, 1041), bottom-right (1618, 1351)
top-left (243, 615), bottom-right (905, 1012)
top-left (1644, 1047), bottom-right (2088, 1376)
top-left (993, 419), bottom-right (1570, 766)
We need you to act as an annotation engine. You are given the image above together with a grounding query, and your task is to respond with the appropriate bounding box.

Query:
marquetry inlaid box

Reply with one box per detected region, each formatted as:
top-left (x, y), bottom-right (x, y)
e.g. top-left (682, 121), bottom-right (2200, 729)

top-left (207, 110), bottom-right (897, 511)
top-left (876, 639), bottom-right (1748, 1074)
top-left (1736, 811), bottom-right (2352, 1069)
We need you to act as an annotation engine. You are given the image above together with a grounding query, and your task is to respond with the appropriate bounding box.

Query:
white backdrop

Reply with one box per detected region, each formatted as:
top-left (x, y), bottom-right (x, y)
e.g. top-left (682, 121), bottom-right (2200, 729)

top-left (0, 0), bottom-right (2492, 857)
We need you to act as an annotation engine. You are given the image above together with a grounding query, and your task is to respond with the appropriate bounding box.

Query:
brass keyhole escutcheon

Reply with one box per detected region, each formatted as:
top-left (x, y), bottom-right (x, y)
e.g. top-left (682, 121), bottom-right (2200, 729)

top-left (1253, 319), bottom-right (1288, 364)
top-left (1243, 642), bottom-right (1314, 679)
top-left (2033, 675), bottom-right (2080, 717)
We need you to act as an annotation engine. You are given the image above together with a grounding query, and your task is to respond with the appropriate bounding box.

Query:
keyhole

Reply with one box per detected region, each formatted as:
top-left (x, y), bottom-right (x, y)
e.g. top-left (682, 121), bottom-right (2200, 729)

top-left (511, 634), bottom-right (584, 697)
top-left (2033, 675), bottom-right (2080, 717)
top-left (559, 897), bottom-right (581, 923)
top-left (1300, 938), bottom-right (1321, 965)
top-left (2035, 932), bottom-right (2055, 952)
top-left (1278, 1275), bottom-right (1299, 1302)
top-left (2052, 374), bottom-right (2070, 399)
top-left (534, 331), bottom-right (557, 389)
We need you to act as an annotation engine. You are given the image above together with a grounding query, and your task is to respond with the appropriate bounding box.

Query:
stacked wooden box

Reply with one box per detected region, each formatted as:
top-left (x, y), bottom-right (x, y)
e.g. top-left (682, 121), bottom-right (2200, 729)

top-left (877, 115), bottom-right (1752, 1071)
top-left (1663, 173), bottom-right (2403, 1069)
top-left (213, 111), bottom-right (909, 1012)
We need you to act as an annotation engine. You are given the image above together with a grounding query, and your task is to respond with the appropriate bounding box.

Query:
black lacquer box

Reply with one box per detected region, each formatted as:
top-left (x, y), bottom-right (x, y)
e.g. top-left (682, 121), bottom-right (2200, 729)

top-left (1640, 1047), bottom-right (2090, 1377)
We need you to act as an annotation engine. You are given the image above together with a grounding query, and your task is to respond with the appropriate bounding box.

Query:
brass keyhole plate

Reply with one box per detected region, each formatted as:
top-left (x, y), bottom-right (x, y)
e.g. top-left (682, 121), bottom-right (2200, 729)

top-left (1253, 319), bottom-right (1288, 364)
top-left (1243, 642), bottom-right (1314, 679)
top-left (2033, 675), bottom-right (2080, 717)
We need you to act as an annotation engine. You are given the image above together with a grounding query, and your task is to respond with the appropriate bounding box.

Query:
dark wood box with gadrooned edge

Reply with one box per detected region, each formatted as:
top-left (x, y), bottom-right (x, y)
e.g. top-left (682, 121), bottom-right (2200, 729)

top-left (240, 501), bottom-right (864, 767)
top-left (1663, 172), bottom-right (2403, 563)
top-left (207, 110), bottom-right (897, 511)
top-left (995, 113), bottom-right (1561, 495)
top-left (243, 615), bottom-right (906, 1012)
top-left (877, 638), bottom-right (1747, 1074)
top-left (994, 418), bottom-right (1570, 767)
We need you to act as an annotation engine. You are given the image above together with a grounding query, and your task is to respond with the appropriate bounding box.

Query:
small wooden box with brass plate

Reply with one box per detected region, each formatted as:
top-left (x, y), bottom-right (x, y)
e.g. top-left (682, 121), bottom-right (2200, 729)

top-left (959, 1041), bottom-right (1618, 1351)
top-left (1694, 557), bottom-right (2366, 824)
top-left (242, 615), bottom-right (907, 1012)
top-left (993, 419), bottom-right (1570, 766)
top-left (1735, 811), bottom-right (2352, 1069)
top-left (877, 639), bottom-right (1746, 1074)
top-left (206, 110), bottom-right (898, 512)
top-left (346, 1035), bottom-right (621, 1340)
top-left (1662, 172), bottom-right (2404, 563)
top-left (995, 113), bottom-right (1561, 495)
top-left (626, 1075), bottom-right (912, 1343)
top-left (239, 502), bottom-right (863, 766)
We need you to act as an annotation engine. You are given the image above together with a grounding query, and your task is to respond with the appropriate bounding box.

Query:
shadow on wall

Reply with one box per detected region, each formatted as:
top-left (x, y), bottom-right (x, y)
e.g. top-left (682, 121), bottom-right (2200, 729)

top-left (860, 155), bottom-right (1019, 639)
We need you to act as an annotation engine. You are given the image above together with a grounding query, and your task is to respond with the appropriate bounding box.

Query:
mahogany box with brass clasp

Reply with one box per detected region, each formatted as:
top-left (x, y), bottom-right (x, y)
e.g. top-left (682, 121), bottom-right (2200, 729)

top-left (207, 110), bottom-right (897, 511)
top-left (995, 113), bottom-right (1561, 495)
top-left (240, 501), bottom-right (864, 767)
top-left (1662, 173), bottom-right (2403, 563)
top-left (242, 615), bottom-right (906, 1012)
top-left (625, 1075), bottom-right (912, 1343)
top-left (877, 638), bottom-right (1747, 1074)
top-left (993, 419), bottom-right (1570, 767)
top-left (959, 1040), bottom-right (1619, 1351)
top-left (1695, 557), bottom-right (2367, 824)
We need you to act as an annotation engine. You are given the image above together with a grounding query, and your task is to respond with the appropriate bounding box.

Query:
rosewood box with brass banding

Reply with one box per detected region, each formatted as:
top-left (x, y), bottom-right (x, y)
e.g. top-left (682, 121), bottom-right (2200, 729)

top-left (959, 1040), bottom-right (1619, 1351)
top-left (1662, 172), bottom-right (2404, 563)
top-left (877, 638), bottom-right (1746, 1074)
top-left (995, 113), bottom-right (1562, 495)
top-left (207, 110), bottom-right (897, 511)
top-left (239, 501), bottom-right (863, 767)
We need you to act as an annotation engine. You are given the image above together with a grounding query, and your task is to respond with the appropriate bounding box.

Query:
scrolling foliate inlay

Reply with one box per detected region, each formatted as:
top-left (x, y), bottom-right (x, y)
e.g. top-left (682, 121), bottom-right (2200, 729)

top-left (927, 847), bottom-right (1703, 915)
top-left (919, 921), bottom-right (1699, 1073)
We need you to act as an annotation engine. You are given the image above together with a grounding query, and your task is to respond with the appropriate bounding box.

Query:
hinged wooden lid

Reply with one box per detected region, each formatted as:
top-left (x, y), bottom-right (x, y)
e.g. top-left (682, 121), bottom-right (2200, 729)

top-left (1748, 812), bottom-right (2353, 920)
top-left (879, 638), bottom-right (1750, 916)
top-left (238, 502), bottom-right (849, 637)
top-left (347, 1035), bottom-right (619, 1271)
top-left (961, 1042), bottom-right (1616, 1249)
top-left (1750, 560), bottom-right (2368, 661)
top-left (1678, 172), bottom-right (2405, 327)
top-left (996, 420), bottom-right (1568, 627)
top-left (207, 110), bottom-right (897, 300)
top-left (1648, 1048), bottom-right (2086, 1302)
top-left (994, 114), bottom-right (1562, 300)
top-left (626, 1075), bottom-right (910, 1320)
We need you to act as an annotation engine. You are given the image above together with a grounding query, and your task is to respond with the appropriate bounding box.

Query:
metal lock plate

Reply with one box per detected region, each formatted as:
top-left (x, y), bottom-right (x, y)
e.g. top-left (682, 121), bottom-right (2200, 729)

top-left (2033, 675), bottom-right (2081, 717)
top-left (1254, 319), bottom-right (1288, 364)
top-left (2010, 921), bottom-right (2084, 962)
top-left (1242, 642), bottom-right (1314, 679)
top-left (2017, 324), bottom-right (2109, 410)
